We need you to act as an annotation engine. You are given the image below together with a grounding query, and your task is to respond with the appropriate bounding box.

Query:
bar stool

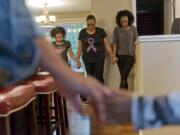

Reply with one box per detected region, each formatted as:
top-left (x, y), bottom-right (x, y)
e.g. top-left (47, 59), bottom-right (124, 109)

top-left (0, 85), bottom-right (37, 135)
top-left (29, 74), bottom-right (67, 135)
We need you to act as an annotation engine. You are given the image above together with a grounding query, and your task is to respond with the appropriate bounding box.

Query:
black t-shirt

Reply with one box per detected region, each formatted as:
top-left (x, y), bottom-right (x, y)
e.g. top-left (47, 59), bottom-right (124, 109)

top-left (52, 40), bottom-right (71, 63)
top-left (78, 27), bottom-right (107, 63)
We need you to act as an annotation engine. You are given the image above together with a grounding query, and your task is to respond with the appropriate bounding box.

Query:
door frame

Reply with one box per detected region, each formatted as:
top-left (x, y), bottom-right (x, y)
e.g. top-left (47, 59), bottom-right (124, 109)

top-left (131, 0), bottom-right (137, 26)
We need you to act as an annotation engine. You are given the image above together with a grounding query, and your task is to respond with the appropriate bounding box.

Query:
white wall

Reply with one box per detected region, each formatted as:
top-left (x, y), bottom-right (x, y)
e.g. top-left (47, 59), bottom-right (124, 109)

top-left (135, 35), bottom-right (180, 96)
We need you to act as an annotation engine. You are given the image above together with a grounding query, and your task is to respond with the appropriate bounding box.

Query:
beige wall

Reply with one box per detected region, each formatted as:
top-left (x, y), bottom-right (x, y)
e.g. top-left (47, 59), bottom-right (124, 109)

top-left (54, 11), bottom-right (90, 22)
top-left (91, 0), bottom-right (132, 38)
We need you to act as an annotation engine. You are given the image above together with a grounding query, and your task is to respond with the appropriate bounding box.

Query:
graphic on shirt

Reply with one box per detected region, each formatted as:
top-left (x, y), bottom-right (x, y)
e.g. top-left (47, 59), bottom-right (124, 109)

top-left (55, 47), bottom-right (66, 54)
top-left (86, 37), bottom-right (97, 53)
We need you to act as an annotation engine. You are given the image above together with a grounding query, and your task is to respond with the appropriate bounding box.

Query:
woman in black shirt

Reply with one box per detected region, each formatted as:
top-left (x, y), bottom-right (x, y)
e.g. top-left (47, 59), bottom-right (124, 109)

top-left (77, 15), bottom-right (113, 84)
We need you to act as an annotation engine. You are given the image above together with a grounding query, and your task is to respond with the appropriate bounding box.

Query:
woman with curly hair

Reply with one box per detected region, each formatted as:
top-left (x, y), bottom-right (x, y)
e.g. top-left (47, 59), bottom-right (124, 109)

top-left (112, 10), bottom-right (138, 90)
top-left (50, 27), bottom-right (81, 68)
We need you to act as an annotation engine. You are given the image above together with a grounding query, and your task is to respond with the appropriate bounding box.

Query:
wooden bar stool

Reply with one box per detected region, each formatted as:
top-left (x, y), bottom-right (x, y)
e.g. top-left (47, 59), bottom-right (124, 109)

top-left (62, 98), bottom-right (69, 129)
top-left (57, 96), bottom-right (69, 130)
top-left (0, 85), bottom-right (37, 135)
top-left (29, 74), bottom-right (67, 135)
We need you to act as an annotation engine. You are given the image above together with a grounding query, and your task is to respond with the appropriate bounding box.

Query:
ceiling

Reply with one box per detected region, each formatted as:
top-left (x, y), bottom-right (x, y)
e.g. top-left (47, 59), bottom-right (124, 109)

top-left (26, 0), bottom-right (92, 14)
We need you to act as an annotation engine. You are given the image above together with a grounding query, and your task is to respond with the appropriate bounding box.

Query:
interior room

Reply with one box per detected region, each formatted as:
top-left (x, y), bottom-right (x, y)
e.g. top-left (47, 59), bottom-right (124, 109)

top-left (1, 0), bottom-right (180, 135)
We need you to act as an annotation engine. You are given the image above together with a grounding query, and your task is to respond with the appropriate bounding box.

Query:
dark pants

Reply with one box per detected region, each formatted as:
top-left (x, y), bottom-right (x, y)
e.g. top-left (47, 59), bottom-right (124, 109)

top-left (84, 60), bottom-right (104, 84)
top-left (80, 60), bottom-right (104, 101)
top-left (117, 55), bottom-right (134, 89)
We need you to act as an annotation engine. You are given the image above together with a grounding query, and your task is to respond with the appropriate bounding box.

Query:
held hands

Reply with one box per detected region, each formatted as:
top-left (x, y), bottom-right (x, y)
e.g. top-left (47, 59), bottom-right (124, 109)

top-left (36, 38), bottom-right (129, 123)
top-left (56, 72), bottom-right (132, 124)
top-left (112, 56), bottom-right (118, 64)
top-left (55, 74), bottom-right (112, 122)
top-left (76, 60), bottom-right (81, 69)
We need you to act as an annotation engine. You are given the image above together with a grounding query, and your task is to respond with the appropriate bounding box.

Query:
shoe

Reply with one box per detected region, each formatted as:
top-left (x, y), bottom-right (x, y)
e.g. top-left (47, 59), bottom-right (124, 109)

top-left (80, 95), bottom-right (89, 104)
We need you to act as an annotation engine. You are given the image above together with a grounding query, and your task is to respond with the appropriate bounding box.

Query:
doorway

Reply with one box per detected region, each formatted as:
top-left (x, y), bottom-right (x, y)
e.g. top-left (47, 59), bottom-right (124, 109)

top-left (136, 0), bottom-right (164, 35)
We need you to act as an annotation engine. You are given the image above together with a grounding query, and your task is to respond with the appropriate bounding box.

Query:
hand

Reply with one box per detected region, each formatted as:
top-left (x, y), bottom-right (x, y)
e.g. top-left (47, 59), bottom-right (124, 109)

top-left (103, 90), bottom-right (132, 125)
top-left (55, 74), bottom-right (112, 122)
top-left (36, 38), bottom-right (111, 122)
top-left (76, 61), bottom-right (81, 69)
top-left (112, 56), bottom-right (118, 64)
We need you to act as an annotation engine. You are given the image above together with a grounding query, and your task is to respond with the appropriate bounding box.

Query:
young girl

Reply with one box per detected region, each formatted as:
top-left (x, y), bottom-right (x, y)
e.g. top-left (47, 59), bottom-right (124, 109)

top-left (50, 27), bottom-right (81, 68)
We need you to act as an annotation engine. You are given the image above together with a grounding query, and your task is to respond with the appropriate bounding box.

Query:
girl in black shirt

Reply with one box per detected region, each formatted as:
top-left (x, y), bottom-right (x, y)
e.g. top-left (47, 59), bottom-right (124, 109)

top-left (51, 27), bottom-right (81, 67)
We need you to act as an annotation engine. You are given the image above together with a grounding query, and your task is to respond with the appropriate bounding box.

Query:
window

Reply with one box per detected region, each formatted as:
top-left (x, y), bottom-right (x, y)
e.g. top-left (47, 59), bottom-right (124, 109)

top-left (39, 22), bottom-right (86, 73)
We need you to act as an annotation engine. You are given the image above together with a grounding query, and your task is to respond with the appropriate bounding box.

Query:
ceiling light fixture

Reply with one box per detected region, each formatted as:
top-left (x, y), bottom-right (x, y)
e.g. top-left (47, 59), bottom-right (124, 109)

top-left (35, 1), bottom-right (56, 25)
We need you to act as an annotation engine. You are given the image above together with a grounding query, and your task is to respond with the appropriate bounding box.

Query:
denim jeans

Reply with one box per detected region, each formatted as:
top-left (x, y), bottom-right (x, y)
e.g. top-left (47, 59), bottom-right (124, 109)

top-left (0, 0), bottom-right (41, 87)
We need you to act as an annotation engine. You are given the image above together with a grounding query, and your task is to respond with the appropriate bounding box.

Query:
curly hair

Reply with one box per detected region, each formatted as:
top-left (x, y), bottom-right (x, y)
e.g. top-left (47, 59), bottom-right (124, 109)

top-left (116, 9), bottom-right (134, 27)
top-left (50, 27), bottom-right (57, 37)
top-left (50, 26), bottom-right (66, 38)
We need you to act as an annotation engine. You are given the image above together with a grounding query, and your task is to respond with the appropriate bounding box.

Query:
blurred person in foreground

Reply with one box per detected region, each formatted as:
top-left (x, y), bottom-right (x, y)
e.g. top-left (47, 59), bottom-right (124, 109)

top-left (0, 0), bottom-right (111, 122)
